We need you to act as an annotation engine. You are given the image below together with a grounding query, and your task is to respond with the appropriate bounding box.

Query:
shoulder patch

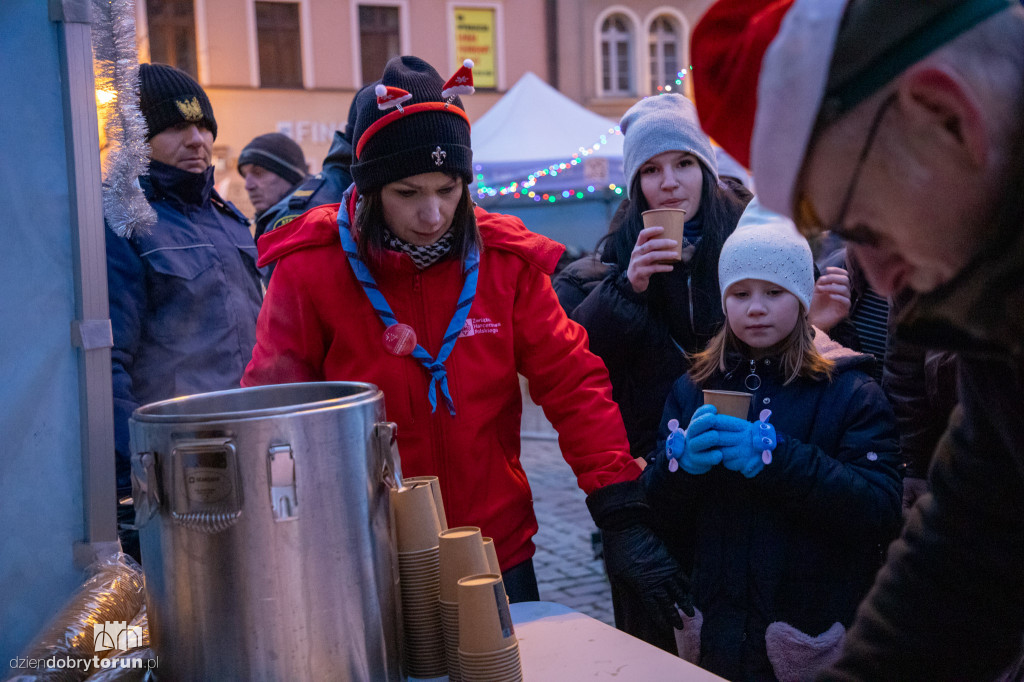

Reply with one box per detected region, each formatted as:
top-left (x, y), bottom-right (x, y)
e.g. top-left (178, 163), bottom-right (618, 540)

top-left (271, 213), bottom-right (300, 231)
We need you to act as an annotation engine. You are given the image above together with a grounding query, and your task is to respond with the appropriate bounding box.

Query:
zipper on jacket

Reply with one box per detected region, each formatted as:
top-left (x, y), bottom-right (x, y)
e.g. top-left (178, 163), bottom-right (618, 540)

top-left (411, 269), bottom-right (450, 500)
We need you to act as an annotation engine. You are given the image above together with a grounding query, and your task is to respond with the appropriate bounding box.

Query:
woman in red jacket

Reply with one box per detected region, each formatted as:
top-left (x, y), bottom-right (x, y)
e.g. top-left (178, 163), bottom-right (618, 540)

top-left (243, 56), bottom-right (690, 617)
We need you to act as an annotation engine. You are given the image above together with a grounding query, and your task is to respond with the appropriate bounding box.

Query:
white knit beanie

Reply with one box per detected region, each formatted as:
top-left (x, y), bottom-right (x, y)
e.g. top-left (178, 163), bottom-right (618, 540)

top-left (718, 198), bottom-right (814, 311)
top-left (620, 94), bottom-right (718, 199)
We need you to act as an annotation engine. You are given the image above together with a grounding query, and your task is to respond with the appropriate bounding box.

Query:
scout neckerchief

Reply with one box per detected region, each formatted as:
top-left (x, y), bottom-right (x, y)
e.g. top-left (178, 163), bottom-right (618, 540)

top-left (337, 205), bottom-right (479, 416)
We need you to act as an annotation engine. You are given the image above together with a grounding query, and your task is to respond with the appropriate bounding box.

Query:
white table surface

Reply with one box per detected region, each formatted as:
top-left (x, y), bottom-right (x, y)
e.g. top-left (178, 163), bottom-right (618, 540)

top-left (413, 600), bottom-right (725, 681)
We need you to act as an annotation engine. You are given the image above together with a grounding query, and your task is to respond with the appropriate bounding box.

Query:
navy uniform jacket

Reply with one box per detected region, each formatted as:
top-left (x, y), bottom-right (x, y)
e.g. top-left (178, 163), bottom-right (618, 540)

top-left (106, 160), bottom-right (263, 497)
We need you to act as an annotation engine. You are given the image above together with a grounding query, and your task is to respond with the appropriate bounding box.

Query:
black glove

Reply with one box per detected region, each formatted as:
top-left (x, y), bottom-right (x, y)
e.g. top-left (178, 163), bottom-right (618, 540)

top-left (586, 479), bottom-right (694, 629)
top-left (602, 523), bottom-right (694, 628)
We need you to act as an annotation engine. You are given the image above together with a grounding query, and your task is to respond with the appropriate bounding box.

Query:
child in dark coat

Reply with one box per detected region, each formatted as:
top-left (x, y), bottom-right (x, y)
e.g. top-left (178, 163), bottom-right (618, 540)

top-left (649, 199), bottom-right (903, 681)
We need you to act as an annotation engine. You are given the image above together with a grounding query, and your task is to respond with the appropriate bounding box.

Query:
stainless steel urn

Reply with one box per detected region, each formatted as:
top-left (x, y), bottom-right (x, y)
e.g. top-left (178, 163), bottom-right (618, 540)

top-left (129, 382), bottom-right (404, 681)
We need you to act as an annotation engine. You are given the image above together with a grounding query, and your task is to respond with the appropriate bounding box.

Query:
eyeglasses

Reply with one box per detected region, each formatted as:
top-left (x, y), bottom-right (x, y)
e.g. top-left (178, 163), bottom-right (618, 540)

top-left (794, 92), bottom-right (897, 242)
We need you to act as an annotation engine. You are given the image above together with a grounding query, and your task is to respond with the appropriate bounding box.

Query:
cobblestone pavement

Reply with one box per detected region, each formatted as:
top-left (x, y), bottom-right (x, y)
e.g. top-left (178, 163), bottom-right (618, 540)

top-left (519, 380), bottom-right (615, 626)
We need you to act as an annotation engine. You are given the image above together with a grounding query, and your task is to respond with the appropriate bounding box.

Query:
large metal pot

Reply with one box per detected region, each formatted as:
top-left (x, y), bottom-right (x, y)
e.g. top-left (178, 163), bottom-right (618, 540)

top-left (129, 382), bottom-right (404, 681)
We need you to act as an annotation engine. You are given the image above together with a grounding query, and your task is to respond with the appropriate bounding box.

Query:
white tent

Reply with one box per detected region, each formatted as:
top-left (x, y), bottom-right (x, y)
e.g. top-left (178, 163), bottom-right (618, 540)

top-left (471, 72), bottom-right (625, 196)
top-left (470, 72), bottom-right (626, 250)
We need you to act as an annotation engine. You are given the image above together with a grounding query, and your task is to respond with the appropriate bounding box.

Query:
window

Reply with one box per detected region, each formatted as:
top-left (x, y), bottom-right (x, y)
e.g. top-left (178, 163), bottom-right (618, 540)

top-left (649, 16), bottom-right (679, 93)
top-left (256, 2), bottom-right (303, 88)
top-left (146, 0), bottom-right (197, 78)
top-left (600, 14), bottom-right (632, 96)
top-left (359, 5), bottom-right (401, 85)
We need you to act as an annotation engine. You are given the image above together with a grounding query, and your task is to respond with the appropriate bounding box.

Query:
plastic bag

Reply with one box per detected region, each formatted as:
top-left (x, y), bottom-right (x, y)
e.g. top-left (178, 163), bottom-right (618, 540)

top-left (8, 552), bottom-right (145, 681)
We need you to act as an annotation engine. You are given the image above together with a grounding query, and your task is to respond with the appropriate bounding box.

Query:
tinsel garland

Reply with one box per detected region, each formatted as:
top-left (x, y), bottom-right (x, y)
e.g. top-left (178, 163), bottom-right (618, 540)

top-left (92, 0), bottom-right (156, 237)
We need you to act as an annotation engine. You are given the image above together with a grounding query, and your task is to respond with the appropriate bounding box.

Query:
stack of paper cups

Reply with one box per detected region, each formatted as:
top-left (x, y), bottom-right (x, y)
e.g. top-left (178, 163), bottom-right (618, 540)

top-left (438, 527), bottom-right (490, 681)
top-left (457, 574), bottom-right (523, 682)
top-left (402, 475), bottom-right (448, 530)
top-left (392, 481), bottom-right (446, 678)
top-left (481, 537), bottom-right (501, 574)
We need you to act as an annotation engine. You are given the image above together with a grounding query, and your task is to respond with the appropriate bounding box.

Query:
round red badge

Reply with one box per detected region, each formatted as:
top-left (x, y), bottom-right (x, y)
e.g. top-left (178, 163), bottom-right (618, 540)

top-left (383, 323), bottom-right (417, 356)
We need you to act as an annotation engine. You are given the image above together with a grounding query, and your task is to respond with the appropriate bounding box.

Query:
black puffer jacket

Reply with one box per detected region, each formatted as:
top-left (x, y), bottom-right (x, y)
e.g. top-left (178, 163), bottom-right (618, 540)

top-left (652, 338), bottom-right (903, 681)
top-left (569, 256), bottom-right (728, 460)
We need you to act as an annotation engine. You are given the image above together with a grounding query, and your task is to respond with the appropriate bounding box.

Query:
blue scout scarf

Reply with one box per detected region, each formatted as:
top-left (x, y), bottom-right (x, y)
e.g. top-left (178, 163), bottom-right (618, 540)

top-left (337, 207), bottom-right (479, 415)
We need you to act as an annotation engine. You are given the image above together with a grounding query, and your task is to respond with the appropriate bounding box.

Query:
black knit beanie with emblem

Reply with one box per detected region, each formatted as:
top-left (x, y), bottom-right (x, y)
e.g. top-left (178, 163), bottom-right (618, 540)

top-left (350, 56), bottom-right (472, 194)
top-left (138, 63), bottom-right (218, 140)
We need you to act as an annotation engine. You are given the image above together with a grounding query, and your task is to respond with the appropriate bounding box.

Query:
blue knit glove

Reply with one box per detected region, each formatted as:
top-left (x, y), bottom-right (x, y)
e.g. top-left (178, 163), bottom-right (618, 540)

top-left (712, 410), bottom-right (777, 478)
top-left (665, 404), bottom-right (723, 475)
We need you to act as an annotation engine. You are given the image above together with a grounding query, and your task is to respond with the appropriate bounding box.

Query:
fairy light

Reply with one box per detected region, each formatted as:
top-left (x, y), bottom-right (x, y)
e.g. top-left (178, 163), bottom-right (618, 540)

top-left (475, 66), bottom-right (695, 203)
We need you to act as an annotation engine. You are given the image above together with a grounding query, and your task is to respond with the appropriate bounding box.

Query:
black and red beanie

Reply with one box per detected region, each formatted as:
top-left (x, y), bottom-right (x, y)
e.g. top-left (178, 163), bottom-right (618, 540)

top-left (350, 56), bottom-right (473, 193)
top-left (138, 63), bottom-right (218, 140)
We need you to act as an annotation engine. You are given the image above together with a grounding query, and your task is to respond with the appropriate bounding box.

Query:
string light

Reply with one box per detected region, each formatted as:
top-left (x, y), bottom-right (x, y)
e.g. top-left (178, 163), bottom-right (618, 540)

top-left (475, 67), bottom-right (694, 203)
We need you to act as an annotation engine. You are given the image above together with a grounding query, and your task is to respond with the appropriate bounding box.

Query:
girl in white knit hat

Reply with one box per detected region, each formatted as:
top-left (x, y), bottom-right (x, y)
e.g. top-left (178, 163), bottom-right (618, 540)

top-left (647, 199), bottom-right (903, 681)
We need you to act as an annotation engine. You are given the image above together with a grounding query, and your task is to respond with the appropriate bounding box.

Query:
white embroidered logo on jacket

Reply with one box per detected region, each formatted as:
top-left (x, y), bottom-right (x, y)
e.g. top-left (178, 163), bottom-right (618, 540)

top-left (460, 317), bottom-right (502, 337)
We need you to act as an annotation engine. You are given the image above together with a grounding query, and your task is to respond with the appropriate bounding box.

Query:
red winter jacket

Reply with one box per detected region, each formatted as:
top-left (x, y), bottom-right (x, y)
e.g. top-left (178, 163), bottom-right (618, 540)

top-left (243, 202), bottom-right (640, 570)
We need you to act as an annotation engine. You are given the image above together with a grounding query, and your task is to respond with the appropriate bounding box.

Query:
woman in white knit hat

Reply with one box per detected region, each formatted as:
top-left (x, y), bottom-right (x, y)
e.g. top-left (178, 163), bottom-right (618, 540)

top-left (647, 199), bottom-right (902, 681)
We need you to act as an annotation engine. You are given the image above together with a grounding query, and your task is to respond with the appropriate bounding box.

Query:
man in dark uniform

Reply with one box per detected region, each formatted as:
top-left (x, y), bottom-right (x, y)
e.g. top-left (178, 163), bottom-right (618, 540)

top-left (106, 63), bottom-right (263, 559)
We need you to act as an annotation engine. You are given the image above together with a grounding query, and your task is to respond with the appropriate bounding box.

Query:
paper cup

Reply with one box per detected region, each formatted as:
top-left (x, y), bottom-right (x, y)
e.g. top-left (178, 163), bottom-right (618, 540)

top-left (702, 389), bottom-right (753, 419)
top-left (457, 574), bottom-right (517, 654)
top-left (642, 208), bottom-right (688, 261)
top-left (439, 527), bottom-right (490, 603)
top-left (482, 537), bottom-right (501, 574)
top-left (440, 600), bottom-right (463, 681)
top-left (402, 475), bottom-right (448, 530)
top-left (459, 643), bottom-right (523, 682)
top-left (391, 482), bottom-right (442, 553)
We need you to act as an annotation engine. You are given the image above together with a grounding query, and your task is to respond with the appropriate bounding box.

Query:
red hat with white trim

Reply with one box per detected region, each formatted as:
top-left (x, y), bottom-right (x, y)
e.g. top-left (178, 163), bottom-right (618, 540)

top-left (375, 84), bottom-right (412, 112)
top-left (442, 59), bottom-right (476, 99)
top-left (692, 0), bottom-right (1017, 219)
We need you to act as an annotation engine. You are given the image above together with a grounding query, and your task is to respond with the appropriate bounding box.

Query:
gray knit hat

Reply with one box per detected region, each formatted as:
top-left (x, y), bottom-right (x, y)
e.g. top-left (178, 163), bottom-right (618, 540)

top-left (619, 93), bottom-right (717, 199)
top-left (718, 198), bottom-right (814, 312)
top-left (238, 133), bottom-right (308, 185)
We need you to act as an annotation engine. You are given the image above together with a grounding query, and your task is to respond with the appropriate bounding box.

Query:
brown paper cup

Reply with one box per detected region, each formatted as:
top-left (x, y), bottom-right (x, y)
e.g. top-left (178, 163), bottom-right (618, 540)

top-left (457, 574), bottom-right (517, 654)
top-left (402, 475), bottom-right (448, 530)
top-left (642, 208), bottom-right (688, 261)
top-left (391, 481), bottom-right (443, 553)
top-left (439, 527), bottom-right (490, 602)
top-left (702, 389), bottom-right (753, 419)
top-left (482, 537), bottom-right (501, 574)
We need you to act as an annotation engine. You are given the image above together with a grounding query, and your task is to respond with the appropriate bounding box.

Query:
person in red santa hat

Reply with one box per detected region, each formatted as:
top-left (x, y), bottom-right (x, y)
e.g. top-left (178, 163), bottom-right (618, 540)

top-left (691, 1), bottom-right (1024, 680)
top-left (242, 55), bottom-right (692, 618)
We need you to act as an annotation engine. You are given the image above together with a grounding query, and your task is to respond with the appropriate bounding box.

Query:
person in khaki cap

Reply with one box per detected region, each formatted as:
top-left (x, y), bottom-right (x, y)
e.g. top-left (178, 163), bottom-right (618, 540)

top-left (690, 0), bottom-right (1024, 679)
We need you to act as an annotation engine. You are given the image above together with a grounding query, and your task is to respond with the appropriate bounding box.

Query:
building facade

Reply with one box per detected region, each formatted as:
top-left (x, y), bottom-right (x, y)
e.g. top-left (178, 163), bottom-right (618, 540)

top-left (132, 0), bottom-right (710, 216)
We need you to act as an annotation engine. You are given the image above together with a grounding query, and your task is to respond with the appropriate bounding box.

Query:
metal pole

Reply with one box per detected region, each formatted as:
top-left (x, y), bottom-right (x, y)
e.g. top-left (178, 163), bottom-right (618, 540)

top-left (50, 0), bottom-right (120, 566)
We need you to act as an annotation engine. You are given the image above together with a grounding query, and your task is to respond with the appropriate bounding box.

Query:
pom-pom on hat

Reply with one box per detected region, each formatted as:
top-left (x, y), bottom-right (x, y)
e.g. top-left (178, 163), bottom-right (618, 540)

top-left (351, 56), bottom-right (473, 194)
top-left (619, 93), bottom-right (717, 199)
top-left (718, 197), bottom-right (814, 312)
top-left (138, 62), bottom-right (217, 140)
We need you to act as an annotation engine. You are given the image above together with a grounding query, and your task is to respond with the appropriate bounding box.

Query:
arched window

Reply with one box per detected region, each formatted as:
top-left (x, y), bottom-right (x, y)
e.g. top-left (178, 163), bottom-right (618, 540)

top-left (648, 16), bottom-right (679, 93)
top-left (601, 14), bottom-right (633, 96)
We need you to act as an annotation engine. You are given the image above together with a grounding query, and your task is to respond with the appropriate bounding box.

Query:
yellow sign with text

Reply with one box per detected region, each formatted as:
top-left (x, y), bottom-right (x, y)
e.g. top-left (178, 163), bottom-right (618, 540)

top-left (454, 8), bottom-right (496, 89)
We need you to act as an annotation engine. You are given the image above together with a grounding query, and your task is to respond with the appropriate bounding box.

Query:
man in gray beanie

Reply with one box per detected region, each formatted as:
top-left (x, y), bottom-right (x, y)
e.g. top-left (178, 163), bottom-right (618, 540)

top-left (238, 132), bottom-right (308, 222)
top-left (692, 1), bottom-right (1024, 680)
top-left (105, 63), bottom-right (263, 560)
